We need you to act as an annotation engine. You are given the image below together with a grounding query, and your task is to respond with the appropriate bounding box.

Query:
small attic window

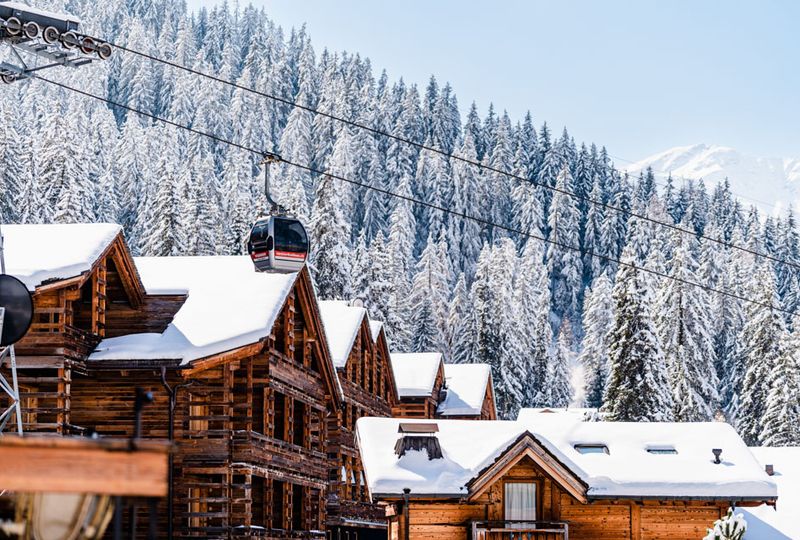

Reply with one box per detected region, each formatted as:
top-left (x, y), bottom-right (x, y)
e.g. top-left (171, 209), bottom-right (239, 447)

top-left (647, 447), bottom-right (678, 455)
top-left (574, 444), bottom-right (609, 455)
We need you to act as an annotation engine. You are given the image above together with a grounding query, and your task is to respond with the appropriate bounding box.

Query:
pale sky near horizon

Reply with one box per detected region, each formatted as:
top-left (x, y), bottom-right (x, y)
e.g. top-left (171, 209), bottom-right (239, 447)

top-left (185, 0), bottom-right (800, 162)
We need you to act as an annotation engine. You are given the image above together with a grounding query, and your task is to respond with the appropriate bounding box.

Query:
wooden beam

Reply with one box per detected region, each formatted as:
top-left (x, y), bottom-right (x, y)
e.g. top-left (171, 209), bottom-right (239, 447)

top-left (0, 436), bottom-right (170, 497)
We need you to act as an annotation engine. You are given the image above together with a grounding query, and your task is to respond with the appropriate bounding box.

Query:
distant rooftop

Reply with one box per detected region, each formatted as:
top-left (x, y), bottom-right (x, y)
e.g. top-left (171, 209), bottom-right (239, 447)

top-left (389, 352), bottom-right (442, 397)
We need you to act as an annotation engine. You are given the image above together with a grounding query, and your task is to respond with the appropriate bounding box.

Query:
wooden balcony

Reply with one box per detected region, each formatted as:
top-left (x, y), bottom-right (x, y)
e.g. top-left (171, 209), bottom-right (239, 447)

top-left (470, 520), bottom-right (569, 540)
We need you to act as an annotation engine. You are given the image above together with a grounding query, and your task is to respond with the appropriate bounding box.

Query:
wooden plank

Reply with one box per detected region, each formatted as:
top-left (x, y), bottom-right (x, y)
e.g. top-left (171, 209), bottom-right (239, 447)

top-left (0, 436), bottom-right (170, 497)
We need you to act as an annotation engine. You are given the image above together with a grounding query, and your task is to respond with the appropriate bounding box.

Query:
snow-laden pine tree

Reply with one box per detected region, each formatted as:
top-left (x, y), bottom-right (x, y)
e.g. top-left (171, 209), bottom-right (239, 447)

top-left (603, 246), bottom-right (673, 421)
top-left (546, 166), bottom-right (583, 326)
top-left (449, 131), bottom-right (484, 280)
top-left (655, 226), bottom-right (719, 421)
top-left (347, 231), bottom-right (371, 305)
top-left (383, 177), bottom-right (416, 349)
top-left (579, 272), bottom-right (614, 408)
top-left (515, 239), bottom-right (552, 407)
top-left (446, 273), bottom-right (473, 364)
top-left (735, 265), bottom-right (786, 446)
top-left (309, 127), bottom-right (355, 299)
top-left (491, 238), bottom-right (527, 418)
top-left (550, 320), bottom-right (574, 407)
top-left (760, 317), bottom-right (800, 446)
top-left (139, 127), bottom-right (182, 256)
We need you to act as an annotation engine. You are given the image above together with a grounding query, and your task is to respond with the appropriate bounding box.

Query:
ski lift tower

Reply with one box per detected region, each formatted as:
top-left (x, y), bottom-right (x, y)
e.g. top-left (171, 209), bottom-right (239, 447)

top-left (0, 224), bottom-right (33, 436)
top-left (0, 1), bottom-right (112, 84)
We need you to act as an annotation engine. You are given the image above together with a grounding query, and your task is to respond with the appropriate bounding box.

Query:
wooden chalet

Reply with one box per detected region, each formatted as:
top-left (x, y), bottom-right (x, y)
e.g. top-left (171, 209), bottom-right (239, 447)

top-left (318, 302), bottom-right (399, 539)
top-left (389, 353), bottom-right (495, 421)
top-left (1, 224), bottom-right (343, 539)
top-left (388, 353), bottom-right (444, 419)
top-left (357, 418), bottom-right (778, 540)
top-left (436, 363), bottom-right (496, 420)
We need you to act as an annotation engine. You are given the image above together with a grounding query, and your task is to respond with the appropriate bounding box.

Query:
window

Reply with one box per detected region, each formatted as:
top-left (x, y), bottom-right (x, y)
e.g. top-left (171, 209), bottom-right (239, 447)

top-left (188, 487), bottom-right (209, 529)
top-left (574, 444), bottom-right (609, 455)
top-left (189, 394), bottom-right (209, 432)
top-left (291, 484), bottom-right (304, 531)
top-left (252, 476), bottom-right (266, 527)
top-left (273, 392), bottom-right (286, 441)
top-left (271, 480), bottom-right (285, 530)
top-left (293, 400), bottom-right (306, 447)
top-left (504, 482), bottom-right (536, 523)
top-left (647, 447), bottom-right (678, 455)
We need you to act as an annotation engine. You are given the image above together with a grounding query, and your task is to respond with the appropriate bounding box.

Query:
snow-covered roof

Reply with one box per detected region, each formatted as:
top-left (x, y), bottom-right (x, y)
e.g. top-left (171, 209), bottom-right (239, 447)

top-left (390, 352), bottom-right (442, 397)
top-left (318, 300), bottom-right (367, 369)
top-left (1, 223), bottom-right (121, 291)
top-left (90, 256), bottom-right (297, 365)
top-left (356, 416), bottom-right (777, 501)
top-left (369, 320), bottom-right (383, 343)
top-left (437, 363), bottom-right (491, 417)
top-left (741, 447), bottom-right (800, 539)
top-left (518, 407), bottom-right (600, 422)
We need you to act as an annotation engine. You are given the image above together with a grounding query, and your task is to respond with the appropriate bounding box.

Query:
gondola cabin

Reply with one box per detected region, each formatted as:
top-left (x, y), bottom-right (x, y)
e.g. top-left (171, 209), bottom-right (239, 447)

top-left (247, 215), bottom-right (309, 273)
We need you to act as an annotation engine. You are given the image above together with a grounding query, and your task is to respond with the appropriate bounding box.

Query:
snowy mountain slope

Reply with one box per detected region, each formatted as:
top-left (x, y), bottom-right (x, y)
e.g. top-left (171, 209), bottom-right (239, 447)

top-left (624, 144), bottom-right (800, 213)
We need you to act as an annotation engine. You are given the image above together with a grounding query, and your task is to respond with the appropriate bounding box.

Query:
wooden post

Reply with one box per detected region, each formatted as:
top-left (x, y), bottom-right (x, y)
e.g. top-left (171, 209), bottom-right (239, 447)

top-left (631, 503), bottom-right (642, 540)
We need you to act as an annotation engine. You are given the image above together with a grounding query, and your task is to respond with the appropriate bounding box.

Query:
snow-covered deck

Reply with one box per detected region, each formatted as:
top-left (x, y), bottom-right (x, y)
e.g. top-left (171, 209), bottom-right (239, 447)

top-left (356, 416), bottom-right (777, 501)
top-left (437, 363), bottom-right (492, 417)
top-left (89, 256), bottom-right (297, 365)
top-left (2, 223), bottom-right (121, 291)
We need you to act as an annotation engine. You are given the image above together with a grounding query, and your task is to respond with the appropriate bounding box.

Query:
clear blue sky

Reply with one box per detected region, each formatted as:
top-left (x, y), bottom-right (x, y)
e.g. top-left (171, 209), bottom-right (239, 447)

top-left (187, 0), bottom-right (800, 161)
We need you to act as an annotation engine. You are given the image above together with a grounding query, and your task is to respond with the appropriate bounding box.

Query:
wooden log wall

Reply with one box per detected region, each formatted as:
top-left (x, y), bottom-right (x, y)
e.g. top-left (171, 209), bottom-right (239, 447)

top-left (388, 457), bottom-right (736, 540)
top-left (2, 259), bottom-right (339, 539)
top-left (326, 318), bottom-right (395, 530)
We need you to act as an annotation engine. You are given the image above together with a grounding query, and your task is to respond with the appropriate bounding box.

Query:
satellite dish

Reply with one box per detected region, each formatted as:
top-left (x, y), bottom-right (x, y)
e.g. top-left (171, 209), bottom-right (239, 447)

top-left (0, 274), bottom-right (33, 346)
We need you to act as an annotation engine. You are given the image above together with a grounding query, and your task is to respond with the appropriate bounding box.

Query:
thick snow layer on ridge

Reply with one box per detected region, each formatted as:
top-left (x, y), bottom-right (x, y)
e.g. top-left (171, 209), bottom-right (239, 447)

top-left (369, 320), bottom-right (383, 343)
top-left (437, 363), bottom-right (491, 417)
top-left (1, 223), bottom-right (121, 291)
top-left (356, 417), bottom-right (777, 500)
top-left (741, 447), bottom-right (800, 539)
top-left (390, 352), bottom-right (442, 397)
top-left (318, 301), bottom-right (367, 369)
top-left (90, 256), bottom-right (297, 365)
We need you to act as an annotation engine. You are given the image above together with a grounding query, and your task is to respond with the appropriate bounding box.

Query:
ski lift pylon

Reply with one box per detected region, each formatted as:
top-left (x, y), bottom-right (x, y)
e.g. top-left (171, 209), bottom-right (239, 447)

top-left (246, 154), bottom-right (310, 273)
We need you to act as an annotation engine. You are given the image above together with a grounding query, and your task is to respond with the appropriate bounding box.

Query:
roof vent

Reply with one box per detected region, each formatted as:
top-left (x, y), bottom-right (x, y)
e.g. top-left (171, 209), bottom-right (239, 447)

top-left (712, 448), bottom-right (722, 464)
top-left (765, 464), bottom-right (774, 476)
top-left (395, 423), bottom-right (443, 460)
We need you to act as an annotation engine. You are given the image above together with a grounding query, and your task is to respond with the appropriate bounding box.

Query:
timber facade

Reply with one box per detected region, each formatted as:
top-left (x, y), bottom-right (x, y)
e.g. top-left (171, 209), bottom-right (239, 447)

top-left (373, 431), bottom-right (774, 540)
top-left (324, 311), bottom-right (398, 539)
top-left (2, 229), bottom-right (345, 539)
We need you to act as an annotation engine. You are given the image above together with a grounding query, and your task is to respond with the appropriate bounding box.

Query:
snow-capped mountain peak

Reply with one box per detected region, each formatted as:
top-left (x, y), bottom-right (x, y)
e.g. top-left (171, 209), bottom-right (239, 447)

top-left (623, 144), bottom-right (800, 214)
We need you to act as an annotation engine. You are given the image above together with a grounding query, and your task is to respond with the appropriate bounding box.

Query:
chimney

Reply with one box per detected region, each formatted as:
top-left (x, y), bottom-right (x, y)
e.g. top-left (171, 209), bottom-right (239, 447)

top-left (712, 448), bottom-right (722, 464)
top-left (394, 423), bottom-right (443, 460)
top-left (765, 464), bottom-right (774, 476)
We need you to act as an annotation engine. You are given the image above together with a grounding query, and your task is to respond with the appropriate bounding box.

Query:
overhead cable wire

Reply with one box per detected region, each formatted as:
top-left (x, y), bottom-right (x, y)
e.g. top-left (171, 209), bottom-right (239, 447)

top-left (87, 36), bottom-right (800, 273)
top-left (28, 72), bottom-right (795, 318)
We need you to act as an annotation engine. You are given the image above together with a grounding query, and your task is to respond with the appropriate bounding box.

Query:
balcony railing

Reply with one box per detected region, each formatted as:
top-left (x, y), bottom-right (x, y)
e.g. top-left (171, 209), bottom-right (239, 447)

top-left (470, 520), bottom-right (569, 540)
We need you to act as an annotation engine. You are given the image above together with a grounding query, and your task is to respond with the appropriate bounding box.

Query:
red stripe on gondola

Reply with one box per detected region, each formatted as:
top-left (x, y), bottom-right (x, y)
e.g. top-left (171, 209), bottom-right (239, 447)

top-left (250, 252), bottom-right (269, 261)
top-left (275, 250), bottom-right (306, 260)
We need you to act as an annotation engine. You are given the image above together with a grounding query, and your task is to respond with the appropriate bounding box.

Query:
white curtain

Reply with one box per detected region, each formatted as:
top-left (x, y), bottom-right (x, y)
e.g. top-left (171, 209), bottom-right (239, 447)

top-left (504, 482), bottom-right (536, 523)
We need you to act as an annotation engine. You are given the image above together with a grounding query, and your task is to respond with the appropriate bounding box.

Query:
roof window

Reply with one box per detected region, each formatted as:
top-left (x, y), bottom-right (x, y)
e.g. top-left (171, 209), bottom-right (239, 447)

top-left (647, 447), bottom-right (677, 455)
top-left (574, 444), bottom-right (609, 455)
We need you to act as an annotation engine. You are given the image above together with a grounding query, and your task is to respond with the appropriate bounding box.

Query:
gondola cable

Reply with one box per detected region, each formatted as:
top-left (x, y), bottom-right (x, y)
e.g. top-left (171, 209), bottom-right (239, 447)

top-left (85, 35), bottom-right (800, 274)
top-left (26, 72), bottom-right (797, 318)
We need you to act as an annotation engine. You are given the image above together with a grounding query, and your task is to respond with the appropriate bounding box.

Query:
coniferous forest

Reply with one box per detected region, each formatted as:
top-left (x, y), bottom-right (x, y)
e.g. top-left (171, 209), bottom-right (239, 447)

top-left (1, 0), bottom-right (799, 445)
